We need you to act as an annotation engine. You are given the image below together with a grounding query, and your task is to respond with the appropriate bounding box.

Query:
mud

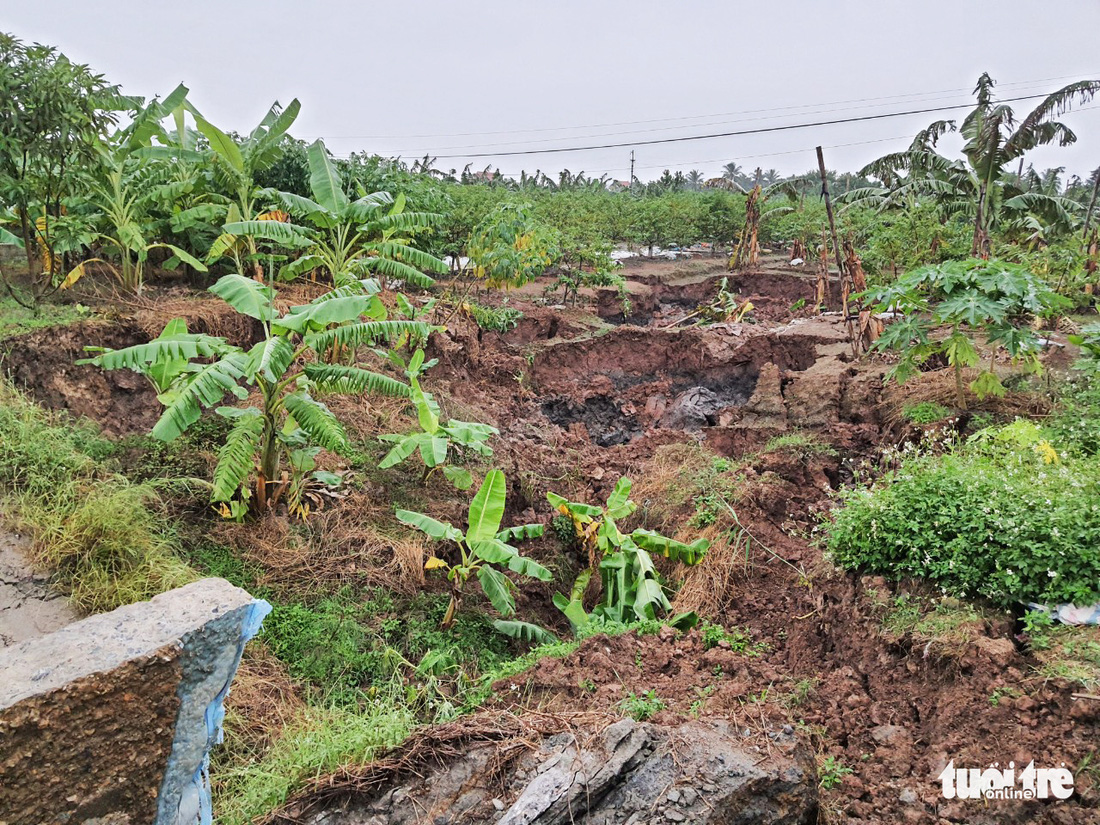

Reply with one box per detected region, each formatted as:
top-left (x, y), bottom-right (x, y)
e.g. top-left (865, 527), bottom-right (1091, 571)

top-left (1, 322), bottom-right (161, 437)
top-left (0, 528), bottom-right (78, 650)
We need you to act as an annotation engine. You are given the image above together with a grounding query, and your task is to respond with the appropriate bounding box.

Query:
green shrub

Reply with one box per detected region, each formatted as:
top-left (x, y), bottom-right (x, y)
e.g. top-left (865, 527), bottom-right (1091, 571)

top-left (465, 301), bottom-right (524, 332)
top-left (1046, 377), bottom-right (1100, 457)
top-left (826, 422), bottom-right (1100, 606)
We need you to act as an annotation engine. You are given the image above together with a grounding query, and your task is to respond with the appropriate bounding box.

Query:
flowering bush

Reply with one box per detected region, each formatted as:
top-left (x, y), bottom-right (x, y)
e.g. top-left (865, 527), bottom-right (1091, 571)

top-left (825, 421), bottom-right (1100, 606)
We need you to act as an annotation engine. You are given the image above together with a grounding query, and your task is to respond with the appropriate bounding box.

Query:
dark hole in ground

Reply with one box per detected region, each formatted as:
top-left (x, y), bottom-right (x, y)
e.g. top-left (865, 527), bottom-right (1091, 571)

top-left (541, 396), bottom-right (641, 447)
top-left (541, 366), bottom-right (760, 445)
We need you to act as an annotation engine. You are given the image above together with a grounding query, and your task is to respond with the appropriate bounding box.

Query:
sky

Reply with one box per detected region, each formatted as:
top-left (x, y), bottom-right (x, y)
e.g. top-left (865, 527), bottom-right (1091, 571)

top-left (4, 1), bottom-right (1099, 184)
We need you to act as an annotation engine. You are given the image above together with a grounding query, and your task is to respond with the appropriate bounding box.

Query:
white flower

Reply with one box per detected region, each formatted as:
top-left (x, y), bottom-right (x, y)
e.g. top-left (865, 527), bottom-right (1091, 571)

top-left (1048, 570), bottom-right (1058, 579)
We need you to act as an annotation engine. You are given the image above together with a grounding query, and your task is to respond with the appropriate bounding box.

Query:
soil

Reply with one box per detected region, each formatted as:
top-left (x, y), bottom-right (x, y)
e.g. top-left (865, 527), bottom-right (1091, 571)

top-left (0, 527), bottom-right (78, 650)
top-left (3, 254), bottom-right (1096, 824)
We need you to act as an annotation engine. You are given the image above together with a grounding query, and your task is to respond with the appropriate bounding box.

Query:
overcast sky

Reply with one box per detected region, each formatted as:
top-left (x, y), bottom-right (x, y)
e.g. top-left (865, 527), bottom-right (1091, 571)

top-left (4, 1), bottom-right (1099, 183)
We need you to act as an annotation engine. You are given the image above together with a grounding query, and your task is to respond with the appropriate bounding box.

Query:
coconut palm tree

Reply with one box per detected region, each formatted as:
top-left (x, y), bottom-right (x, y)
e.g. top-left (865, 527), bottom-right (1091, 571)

top-left (722, 162), bottom-right (744, 184)
top-left (686, 169), bottom-right (704, 190)
top-left (843, 73), bottom-right (1100, 253)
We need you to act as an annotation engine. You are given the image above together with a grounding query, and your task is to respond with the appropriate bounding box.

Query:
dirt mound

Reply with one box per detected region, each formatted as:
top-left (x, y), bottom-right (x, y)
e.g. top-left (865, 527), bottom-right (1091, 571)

top-left (1, 322), bottom-right (160, 437)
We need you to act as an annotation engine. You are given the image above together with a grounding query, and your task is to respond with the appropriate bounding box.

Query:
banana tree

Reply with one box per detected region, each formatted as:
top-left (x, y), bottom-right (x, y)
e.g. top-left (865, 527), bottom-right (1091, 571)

top-left (379, 349), bottom-right (496, 489)
top-left (59, 84), bottom-right (212, 293)
top-left (234, 139), bottom-right (448, 290)
top-left (844, 74), bottom-right (1100, 253)
top-left (548, 477), bottom-right (708, 629)
top-left (81, 272), bottom-right (428, 518)
top-left (397, 469), bottom-right (550, 629)
top-left (192, 99), bottom-right (301, 277)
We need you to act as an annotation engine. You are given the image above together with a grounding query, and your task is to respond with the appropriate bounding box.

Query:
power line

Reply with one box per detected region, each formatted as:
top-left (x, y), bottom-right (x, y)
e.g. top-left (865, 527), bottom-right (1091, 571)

top-left (428, 93), bottom-right (1088, 160)
top-left (304, 73), bottom-right (1095, 141)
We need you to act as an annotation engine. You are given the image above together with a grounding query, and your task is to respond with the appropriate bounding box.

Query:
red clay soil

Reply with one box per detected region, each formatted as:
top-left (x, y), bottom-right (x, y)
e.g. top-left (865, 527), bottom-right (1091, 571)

top-left (3, 259), bottom-right (1096, 823)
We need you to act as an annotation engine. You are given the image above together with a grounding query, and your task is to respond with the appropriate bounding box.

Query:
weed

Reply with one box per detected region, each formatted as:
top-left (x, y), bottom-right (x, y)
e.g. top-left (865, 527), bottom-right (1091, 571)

top-left (699, 620), bottom-right (767, 656)
top-left (620, 689), bottom-right (665, 721)
top-left (990, 686), bottom-right (1022, 705)
top-left (764, 431), bottom-right (838, 458)
top-left (902, 401), bottom-right (953, 425)
top-left (786, 678), bottom-right (818, 708)
top-left (689, 684), bottom-right (715, 717)
top-left (818, 755), bottom-right (854, 790)
top-left (0, 296), bottom-right (92, 339)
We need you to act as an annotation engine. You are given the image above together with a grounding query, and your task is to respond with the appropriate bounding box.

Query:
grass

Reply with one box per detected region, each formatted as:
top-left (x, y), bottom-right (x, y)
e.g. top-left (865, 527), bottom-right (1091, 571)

top-left (212, 699), bottom-right (414, 825)
top-left (880, 594), bottom-right (993, 658)
top-left (0, 381), bottom-right (195, 611)
top-left (902, 401), bottom-right (953, 425)
top-left (0, 295), bottom-right (93, 339)
top-left (764, 431), bottom-right (838, 458)
top-left (1030, 623), bottom-right (1100, 690)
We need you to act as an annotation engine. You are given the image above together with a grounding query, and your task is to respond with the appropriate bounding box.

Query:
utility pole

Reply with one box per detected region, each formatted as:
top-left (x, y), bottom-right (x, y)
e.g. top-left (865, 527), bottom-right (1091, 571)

top-left (629, 150), bottom-right (635, 184)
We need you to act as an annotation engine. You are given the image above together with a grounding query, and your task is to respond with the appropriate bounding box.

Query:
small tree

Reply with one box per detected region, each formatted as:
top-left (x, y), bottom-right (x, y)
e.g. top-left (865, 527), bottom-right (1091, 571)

top-left (467, 203), bottom-right (558, 287)
top-left (0, 33), bottom-right (120, 305)
top-left (863, 258), bottom-right (1064, 409)
top-left (82, 273), bottom-right (428, 518)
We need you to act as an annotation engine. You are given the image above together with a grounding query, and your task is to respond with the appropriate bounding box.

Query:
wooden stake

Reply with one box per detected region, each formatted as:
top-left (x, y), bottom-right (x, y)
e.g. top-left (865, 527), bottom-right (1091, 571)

top-left (816, 146), bottom-right (846, 312)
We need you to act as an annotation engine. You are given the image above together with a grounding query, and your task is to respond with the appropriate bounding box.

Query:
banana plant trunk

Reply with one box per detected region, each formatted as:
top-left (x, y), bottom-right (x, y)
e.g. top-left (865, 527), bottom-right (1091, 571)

top-left (970, 184), bottom-right (987, 257)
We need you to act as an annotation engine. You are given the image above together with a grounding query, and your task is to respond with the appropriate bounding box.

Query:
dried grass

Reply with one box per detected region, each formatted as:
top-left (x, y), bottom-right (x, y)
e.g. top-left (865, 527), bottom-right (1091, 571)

top-left (130, 294), bottom-right (259, 345)
top-left (878, 367), bottom-right (1051, 427)
top-left (671, 521), bottom-right (749, 617)
top-left (224, 645), bottom-right (306, 755)
top-left (213, 492), bottom-right (428, 600)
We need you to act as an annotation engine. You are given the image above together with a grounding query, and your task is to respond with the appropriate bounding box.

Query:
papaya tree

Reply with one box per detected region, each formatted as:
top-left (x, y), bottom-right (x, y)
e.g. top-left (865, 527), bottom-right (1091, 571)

top-left (81, 273), bottom-right (428, 518)
top-left (396, 469), bottom-right (550, 629)
top-left (862, 258), bottom-right (1064, 409)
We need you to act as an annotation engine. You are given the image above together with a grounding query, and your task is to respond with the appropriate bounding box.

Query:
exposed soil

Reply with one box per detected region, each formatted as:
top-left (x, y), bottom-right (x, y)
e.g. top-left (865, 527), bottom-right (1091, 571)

top-left (0, 527), bottom-right (78, 650)
top-left (3, 255), bottom-right (1096, 824)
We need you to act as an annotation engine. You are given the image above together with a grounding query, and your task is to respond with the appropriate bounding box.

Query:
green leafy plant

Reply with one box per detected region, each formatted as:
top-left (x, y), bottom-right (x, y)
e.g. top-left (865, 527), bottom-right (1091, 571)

top-left (190, 98), bottom-right (301, 278)
top-left (397, 469), bottom-right (550, 629)
top-left (619, 689), bottom-right (665, 721)
top-left (1069, 323), bottom-right (1100, 374)
top-left (468, 203), bottom-right (558, 287)
top-left (464, 301), bottom-right (524, 332)
top-left (863, 258), bottom-right (1063, 408)
top-left (379, 349), bottom-right (496, 489)
top-left (547, 477), bottom-right (709, 630)
top-left (818, 755), bottom-right (854, 790)
top-left (237, 139), bottom-right (447, 290)
top-left (82, 273), bottom-right (427, 518)
top-left (902, 401), bottom-right (953, 425)
top-left (826, 421), bottom-right (1100, 606)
